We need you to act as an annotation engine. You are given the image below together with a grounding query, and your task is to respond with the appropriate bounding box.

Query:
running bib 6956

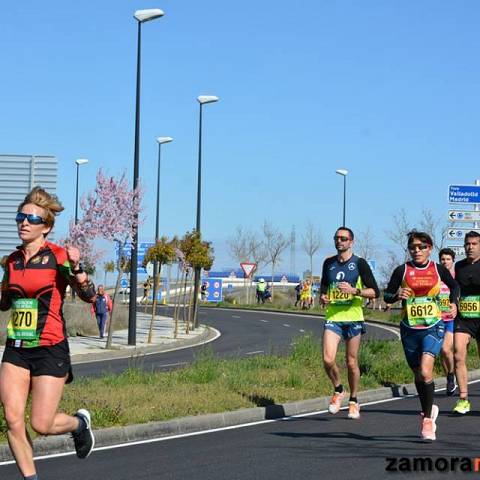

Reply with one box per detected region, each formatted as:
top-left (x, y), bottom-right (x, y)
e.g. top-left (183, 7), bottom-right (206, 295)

top-left (328, 286), bottom-right (353, 306)
top-left (459, 296), bottom-right (480, 318)
top-left (406, 296), bottom-right (440, 326)
top-left (7, 299), bottom-right (39, 341)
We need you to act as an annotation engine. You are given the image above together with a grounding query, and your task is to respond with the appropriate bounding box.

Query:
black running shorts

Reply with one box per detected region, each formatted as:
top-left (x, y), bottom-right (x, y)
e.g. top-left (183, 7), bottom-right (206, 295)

top-left (454, 317), bottom-right (480, 340)
top-left (2, 339), bottom-right (73, 383)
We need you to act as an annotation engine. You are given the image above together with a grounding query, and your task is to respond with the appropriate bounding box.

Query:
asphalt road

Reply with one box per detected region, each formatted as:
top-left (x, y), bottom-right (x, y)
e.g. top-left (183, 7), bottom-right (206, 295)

top-left (72, 307), bottom-right (398, 377)
top-left (4, 380), bottom-right (480, 479)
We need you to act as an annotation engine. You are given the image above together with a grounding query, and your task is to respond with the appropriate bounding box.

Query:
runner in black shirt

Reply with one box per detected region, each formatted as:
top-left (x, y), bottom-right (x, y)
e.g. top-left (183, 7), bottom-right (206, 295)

top-left (452, 231), bottom-right (480, 414)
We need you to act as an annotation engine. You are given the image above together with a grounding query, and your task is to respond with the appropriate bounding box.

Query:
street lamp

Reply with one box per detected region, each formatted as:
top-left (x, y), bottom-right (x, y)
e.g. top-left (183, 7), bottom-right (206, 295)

top-left (335, 169), bottom-right (348, 227)
top-left (152, 136), bottom-right (173, 306)
top-left (75, 159), bottom-right (89, 225)
top-left (192, 95), bottom-right (219, 329)
top-left (129, 8), bottom-right (164, 346)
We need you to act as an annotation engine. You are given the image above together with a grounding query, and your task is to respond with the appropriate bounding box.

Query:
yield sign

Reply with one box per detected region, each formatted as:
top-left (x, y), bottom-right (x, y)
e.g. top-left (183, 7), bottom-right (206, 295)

top-left (240, 262), bottom-right (257, 278)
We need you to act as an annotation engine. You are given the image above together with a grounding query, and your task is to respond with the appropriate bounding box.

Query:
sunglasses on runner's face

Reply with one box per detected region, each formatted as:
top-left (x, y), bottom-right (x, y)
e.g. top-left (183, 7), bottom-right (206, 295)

top-left (408, 243), bottom-right (429, 252)
top-left (15, 213), bottom-right (46, 225)
top-left (334, 236), bottom-right (351, 242)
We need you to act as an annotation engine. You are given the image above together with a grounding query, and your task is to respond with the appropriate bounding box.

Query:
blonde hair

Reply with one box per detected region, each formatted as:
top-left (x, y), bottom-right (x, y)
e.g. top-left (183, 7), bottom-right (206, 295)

top-left (18, 186), bottom-right (64, 229)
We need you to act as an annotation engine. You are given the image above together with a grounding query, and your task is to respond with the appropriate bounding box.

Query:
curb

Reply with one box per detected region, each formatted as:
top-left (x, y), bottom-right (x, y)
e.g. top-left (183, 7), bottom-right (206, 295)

top-left (2, 368), bottom-right (478, 462)
top-left (70, 325), bottom-right (218, 364)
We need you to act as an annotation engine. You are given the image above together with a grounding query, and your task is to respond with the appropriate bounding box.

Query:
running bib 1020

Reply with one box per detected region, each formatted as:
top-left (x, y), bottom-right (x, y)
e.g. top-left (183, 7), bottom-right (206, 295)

top-left (406, 296), bottom-right (440, 326)
top-left (7, 299), bottom-right (39, 340)
top-left (459, 296), bottom-right (480, 318)
top-left (328, 285), bottom-right (353, 306)
top-left (438, 293), bottom-right (451, 313)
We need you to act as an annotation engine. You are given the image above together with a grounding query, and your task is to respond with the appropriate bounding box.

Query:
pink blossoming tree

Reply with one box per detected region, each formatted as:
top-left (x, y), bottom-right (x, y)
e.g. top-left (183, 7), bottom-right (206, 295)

top-left (75, 170), bottom-right (143, 348)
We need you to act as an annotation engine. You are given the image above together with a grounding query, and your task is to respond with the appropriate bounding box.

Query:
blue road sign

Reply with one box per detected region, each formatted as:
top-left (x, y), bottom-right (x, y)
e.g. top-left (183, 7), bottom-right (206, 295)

top-left (120, 278), bottom-right (128, 289)
top-left (202, 278), bottom-right (223, 303)
top-left (448, 185), bottom-right (480, 204)
top-left (115, 241), bottom-right (155, 273)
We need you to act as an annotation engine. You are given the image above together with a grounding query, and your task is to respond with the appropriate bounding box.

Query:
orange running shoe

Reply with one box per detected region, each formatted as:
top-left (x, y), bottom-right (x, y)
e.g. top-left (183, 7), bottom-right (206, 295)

top-left (347, 401), bottom-right (361, 419)
top-left (328, 391), bottom-right (346, 414)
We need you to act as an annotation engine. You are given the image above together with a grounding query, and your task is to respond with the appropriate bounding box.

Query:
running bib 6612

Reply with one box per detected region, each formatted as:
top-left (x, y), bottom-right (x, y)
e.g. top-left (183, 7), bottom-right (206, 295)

top-left (328, 286), bottom-right (353, 306)
top-left (7, 299), bottom-right (39, 340)
top-left (459, 296), bottom-right (480, 318)
top-left (406, 296), bottom-right (440, 326)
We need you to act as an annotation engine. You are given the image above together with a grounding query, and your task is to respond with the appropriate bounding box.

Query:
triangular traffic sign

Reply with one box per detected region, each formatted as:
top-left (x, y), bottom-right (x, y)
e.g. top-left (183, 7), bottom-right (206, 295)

top-left (240, 262), bottom-right (257, 278)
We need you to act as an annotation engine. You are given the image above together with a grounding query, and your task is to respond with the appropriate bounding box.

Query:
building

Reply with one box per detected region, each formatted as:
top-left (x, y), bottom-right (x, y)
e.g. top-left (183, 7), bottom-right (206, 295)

top-left (0, 155), bottom-right (58, 258)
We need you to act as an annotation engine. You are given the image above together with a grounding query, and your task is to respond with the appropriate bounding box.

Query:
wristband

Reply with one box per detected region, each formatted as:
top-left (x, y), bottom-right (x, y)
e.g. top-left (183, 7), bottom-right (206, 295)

top-left (356, 288), bottom-right (361, 296)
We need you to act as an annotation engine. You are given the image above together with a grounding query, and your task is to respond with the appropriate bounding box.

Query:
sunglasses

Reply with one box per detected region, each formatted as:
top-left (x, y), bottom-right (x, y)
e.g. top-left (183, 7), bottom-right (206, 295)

top-left (15, 213), bottom-right (46, 225)
top-left (408, 243), bottom-right (429, 252)
top-left (334, 236), bottom-right (351, 242)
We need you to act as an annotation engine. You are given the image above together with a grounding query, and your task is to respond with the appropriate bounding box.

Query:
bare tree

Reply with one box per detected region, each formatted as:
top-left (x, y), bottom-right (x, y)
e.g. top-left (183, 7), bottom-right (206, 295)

top-left (262, 221), bottom-right (290, 299)
top-left (356, 226), bottom-right (377, 260)
top-left (247, 234), bottom-right (267, 270)
top-left (419, 208), bottom-right (449, 252)
top-left (301, 221), bottom-right (322, 279)
top-left (227, 226), bottom-right (250, 263)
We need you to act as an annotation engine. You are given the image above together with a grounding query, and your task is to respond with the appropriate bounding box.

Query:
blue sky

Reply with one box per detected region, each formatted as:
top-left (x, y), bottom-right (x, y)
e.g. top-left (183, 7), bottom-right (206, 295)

top-left (1, 1), bottom-right (479, 278)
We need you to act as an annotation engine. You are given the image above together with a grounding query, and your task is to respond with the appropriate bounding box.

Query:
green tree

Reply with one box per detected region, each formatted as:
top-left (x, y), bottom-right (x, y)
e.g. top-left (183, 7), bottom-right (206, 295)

top-left (103, 260), bottom-right (115, 287)
top-left (180, 231), bottom-right (214, 329)
top-left (144, 237), bottom-right (177, 343)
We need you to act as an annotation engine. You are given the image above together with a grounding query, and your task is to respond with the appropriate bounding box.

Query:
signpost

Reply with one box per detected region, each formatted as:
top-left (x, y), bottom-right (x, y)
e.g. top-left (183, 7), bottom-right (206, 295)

top-left (240, 263), bottom-right (257, 304)
top-left (115, 241), bottom-right (155, 273)
top-left (448, 185), bottom-right (480, 204)
top-left (448, 210), bottom-right (480, 222)
top-left (446, 228), bottom-right (480, 241)
top-left (202, 278), bottom-right (223, 303)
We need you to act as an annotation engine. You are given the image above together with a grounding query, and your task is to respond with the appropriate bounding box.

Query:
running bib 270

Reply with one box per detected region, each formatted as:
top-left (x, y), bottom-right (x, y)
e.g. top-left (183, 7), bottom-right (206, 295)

top-left (7, 299), bottom-right (39, 341)
top-left (406, 296), bottom-right (440, 326)
top-left (459, 296), bottom-right (480, 318)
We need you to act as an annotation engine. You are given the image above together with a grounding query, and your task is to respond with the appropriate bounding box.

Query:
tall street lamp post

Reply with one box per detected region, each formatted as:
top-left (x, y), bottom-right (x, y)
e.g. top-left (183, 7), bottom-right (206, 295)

top-left (152, 136), bottom-right (173, 306)
top-left (74, 158), bottom-right (89, 225)
top-left (128, 8), bottom-right (164, 346)
top-left (335, 169), bottom-right (348, 227)
top-left (192, 95), bottom-right (218, 328)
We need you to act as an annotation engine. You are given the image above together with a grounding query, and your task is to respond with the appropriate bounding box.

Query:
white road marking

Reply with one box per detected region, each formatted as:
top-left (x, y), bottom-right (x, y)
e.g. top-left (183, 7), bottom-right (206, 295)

top-left (232, 315), bottom-right (241, 319)
top-left (283, 324), bottom-right (290, 327)
top-left (365, 322), bottom-right (400, 340)
top-left (299, 329), bottom-right (305, 333)
top-left (245, 350), bottom-right (264, 355)
top-left (7, 378), bottom-right (478, 466)
top-left (158, 362), bottom-right (188, 368)
top-left (260, 320), bottom-right (269, 323)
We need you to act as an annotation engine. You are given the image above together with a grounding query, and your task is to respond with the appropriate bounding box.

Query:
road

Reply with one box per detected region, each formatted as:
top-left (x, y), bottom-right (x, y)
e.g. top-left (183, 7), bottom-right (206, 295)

top-left (73, 307), bottom-right (398, 377)
top-left (3, 380), bottom-right (479, 479)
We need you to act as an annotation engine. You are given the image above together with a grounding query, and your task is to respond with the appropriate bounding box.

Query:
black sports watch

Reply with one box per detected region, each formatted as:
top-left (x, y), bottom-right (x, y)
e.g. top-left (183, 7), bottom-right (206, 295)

top-left (72, 263), bottom-right (84, 275)
top-left (355, 288), bottom-right (362, 296)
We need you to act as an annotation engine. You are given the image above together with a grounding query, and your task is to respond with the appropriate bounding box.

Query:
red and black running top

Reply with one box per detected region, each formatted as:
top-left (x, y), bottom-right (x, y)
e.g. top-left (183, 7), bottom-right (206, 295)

top-left (0, 241), bottom-right (95, 348)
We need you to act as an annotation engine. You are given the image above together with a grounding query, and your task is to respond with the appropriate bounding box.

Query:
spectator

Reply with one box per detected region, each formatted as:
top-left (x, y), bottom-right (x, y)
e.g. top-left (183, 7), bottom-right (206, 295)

top-left (91, 285), bottom-right (112, 339)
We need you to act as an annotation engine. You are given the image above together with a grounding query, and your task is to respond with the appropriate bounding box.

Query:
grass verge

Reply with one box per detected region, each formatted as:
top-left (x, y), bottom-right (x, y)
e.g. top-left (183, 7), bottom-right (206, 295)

top-left (1, 334), bottom-right (478, 443)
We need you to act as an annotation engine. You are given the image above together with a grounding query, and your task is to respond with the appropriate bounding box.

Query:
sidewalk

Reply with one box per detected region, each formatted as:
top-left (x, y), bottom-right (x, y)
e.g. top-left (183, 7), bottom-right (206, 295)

top-left (0, 312), bottom-right (218, 363)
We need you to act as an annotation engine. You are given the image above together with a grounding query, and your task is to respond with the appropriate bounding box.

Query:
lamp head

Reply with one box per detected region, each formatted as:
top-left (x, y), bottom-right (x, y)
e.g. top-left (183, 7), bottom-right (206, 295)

top-left (197, 95), bottom-right (219, 105)
top-left (157, 136), bottom-right (173, 145)
top-left (134, 9), bottom-right (164, 23)
top-left (75, 158), bottom-right (89, 166)
top-left (335, 169), bottom-right (348, 176)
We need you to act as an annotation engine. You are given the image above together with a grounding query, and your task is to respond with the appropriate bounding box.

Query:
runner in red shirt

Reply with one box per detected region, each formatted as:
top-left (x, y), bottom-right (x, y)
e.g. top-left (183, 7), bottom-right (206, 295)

top-left (0, 187), bottom-right (96, 479)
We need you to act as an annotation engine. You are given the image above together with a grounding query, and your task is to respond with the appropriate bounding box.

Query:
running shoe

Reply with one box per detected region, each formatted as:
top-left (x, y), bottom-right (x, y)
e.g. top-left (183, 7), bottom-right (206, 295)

top-left (453, 398), bottom-right (471, 414)
top-left (347, 401), bottom-right (360, 419)
top-left (328, 391), bottom-right (345, 414)
top-left (72, 409), bottom-right (95, 459)
top-left (446, 373), bottom-right (457, 396)
top-left (421, 404), bottom-right (439, 441)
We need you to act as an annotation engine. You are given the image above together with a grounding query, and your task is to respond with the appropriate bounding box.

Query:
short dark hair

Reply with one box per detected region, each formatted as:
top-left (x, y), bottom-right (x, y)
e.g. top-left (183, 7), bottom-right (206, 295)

top-left (336, 227), bottom-right (354, 240)
top-left (407, 230), bottom-right (433, 247)
top-left (465, 231), bottom-right (480, 242)
top-left (439, 248), bottom-right (455, 261)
